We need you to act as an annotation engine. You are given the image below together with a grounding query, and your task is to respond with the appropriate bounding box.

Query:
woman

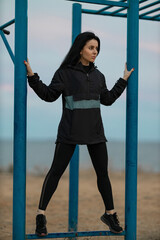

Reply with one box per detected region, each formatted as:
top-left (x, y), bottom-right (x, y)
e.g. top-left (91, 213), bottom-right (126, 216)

top-left (24, 31), bottom-right (134, 237)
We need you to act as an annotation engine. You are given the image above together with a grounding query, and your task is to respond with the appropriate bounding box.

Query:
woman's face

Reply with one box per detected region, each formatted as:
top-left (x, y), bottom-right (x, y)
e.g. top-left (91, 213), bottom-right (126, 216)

top-left (80, 39), bottom-right (98, 66)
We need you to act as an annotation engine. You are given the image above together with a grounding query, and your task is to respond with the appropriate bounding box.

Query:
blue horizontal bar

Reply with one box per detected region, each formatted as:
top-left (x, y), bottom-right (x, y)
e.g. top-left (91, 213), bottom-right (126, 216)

top-left (139, 0), bottom-right (149, 4)
top-left (139, 7), bottom-right (160, 17)
top-left (0, 30), bottom-right (15, 63)
top-left (82, 8), bottom-right (127, 17)
top-left (67, 0), bottom-right (128, 8)
top-left (139, 0), bottom-right (160, 11)
top-left (96, 6), bottom-right (112, 13)
top-left (26, 230), bottom-right (125, 239)
top-left (139, 14), bottom-right (160, 21)
top-left (82, 8), bottom-right (160, 21)
top-left (150, 13), bottom-right (160, 19)
top-left (0, 19), bottom-right (15, 30)
top-left (96, 0), bottom-right (126, 14)
top-left (111, 6), bottom-right (127, 14)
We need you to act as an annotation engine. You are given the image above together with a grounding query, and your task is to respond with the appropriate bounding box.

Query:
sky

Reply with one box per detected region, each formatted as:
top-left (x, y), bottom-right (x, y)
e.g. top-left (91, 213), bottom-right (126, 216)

top-left (0, 0), bottom-right (160, 142)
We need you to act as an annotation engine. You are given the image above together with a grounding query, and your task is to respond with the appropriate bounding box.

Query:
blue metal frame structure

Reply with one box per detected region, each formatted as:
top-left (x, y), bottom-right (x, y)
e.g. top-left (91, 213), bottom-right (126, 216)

top-left (0, 0), bottom-right (159, 240)
top-left (0, 1), bottom-right (28, 239)
top-left (68, 0), bottom-right (160, 21)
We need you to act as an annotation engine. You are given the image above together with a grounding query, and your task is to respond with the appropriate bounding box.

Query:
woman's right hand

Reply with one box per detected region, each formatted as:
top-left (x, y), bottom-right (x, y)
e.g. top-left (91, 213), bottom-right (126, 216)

top-left (24, 59), bottom-right (34, 77)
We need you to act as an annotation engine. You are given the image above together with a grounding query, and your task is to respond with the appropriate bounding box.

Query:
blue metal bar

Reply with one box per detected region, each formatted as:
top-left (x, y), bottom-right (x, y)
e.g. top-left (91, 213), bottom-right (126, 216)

top-left (109, 6), bottom-right (127, 14)
top-left (0, 18), bottom-right (15, 30)
top-left (68, 146), bottom-right (80, 233)
top-left (71, 3), bottom-right (82, 46)
top-left (70, 0), bottom-right (160, 20)
top-left (96, 0), bottom-right (126, 14)
top-left (109, 0), bottom-right (129, 14)
top-left (26, 230), bottom-right (125, 239)
top-left (82, 8), bottom-right (127, 17)
top-left (13, 0), bottom-right (28, 240)
top-left (68, 5), bottom-right (81, 239)
top-left (139, 14), bottom-right (160, 21)
top-left (96, 6), bottom-right (113, 14)
top-left (69, 0), bottom-right (160, 21)
top-left (0, 30), bottom-right (15, 63)
top-left (125, 0), bottom-right (139, 240)
top-left (139, 0), bottom-right (149, 3)
top-left (82, 7), bottom-right (160, 21)
top-left (67, 0), bottom-right (129, 8)
top-left (139, 7), bottom-right (160, 17)
top-left (150, 13), bottom-right (160, 19)
top-left (139, 0), bottom-right (160, 11)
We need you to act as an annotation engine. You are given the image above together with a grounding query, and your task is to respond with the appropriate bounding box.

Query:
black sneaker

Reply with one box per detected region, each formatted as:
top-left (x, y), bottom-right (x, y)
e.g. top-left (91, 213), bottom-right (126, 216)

top-left (35, 214), bottom-right (48, 237)
top-left (100, 212), bottom-right (123, 233)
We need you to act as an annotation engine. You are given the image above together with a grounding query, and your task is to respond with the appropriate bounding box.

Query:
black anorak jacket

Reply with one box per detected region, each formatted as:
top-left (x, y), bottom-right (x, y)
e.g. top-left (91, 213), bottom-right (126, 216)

top-left (28, 62), bottom-right (127, 145)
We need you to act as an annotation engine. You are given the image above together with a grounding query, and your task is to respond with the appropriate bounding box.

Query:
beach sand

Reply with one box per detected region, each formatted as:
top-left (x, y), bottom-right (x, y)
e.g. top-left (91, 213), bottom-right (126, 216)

top-left (0, 169), bottom-right (160, 240)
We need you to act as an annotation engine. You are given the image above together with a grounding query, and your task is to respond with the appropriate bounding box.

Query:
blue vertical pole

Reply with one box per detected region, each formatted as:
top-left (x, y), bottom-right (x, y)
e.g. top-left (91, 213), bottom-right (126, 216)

top-left (125, 0), bottom-right (139, 240)
top-left (13, 0), bottom-right (28, 240)
top-left (68, 145), bottom-right (80, 232)
top-left (71, 3), bottom-right (82, 45)
top-left (68, 3), bottom-right (81, 235)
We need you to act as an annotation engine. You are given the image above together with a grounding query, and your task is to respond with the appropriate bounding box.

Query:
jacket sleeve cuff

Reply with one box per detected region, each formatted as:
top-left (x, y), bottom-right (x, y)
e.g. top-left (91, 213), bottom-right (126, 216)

top-left (27, 73), bottom-right (39, 82)
top-left (118, 77), bottom-right (128, 86)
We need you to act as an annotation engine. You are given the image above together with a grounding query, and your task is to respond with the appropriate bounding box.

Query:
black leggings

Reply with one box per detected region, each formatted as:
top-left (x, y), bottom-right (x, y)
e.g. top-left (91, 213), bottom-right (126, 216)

top-left (39, 142), bottom-right (114, 211)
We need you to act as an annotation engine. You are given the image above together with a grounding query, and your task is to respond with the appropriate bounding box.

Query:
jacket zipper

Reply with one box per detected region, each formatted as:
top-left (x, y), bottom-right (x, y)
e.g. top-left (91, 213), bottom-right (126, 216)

top-left (69, 64), bottom-right (95, 99)
top-left (86, 73), bottom-right (89, 98)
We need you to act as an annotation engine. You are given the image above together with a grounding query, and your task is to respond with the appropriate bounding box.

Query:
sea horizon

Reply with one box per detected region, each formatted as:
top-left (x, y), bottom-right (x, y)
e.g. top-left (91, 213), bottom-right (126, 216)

top-left (0, 138), bottom-right (160, 174)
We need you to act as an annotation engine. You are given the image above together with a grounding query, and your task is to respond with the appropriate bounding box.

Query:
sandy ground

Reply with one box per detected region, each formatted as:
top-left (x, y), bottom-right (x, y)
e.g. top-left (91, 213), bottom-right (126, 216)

top-left (0, 169), bottom-right (160, 240)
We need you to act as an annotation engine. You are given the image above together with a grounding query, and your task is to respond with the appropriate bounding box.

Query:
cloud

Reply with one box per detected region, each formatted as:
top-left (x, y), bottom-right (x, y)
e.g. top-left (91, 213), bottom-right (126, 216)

top-left (0, 83), bottom-right (33, 94)
top-left (0, 83), bottom-right (14, 92)
top-left (140, 40), bottom-right (160, 54)
top-left (96, 29), bottom-right (160, 54)
top-left (27, 10), bottom-right (160, 57)
top-left (28, 15), bottom-right (71, 42)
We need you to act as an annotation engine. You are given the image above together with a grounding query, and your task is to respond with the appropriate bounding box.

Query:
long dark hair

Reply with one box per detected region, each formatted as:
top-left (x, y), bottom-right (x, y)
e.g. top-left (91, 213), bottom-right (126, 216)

top-left (59, 31), bottom-right (100, 68)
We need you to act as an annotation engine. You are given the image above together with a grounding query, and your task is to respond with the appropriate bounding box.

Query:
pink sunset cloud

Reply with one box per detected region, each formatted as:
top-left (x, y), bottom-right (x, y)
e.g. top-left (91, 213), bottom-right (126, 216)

top-left (0, 83), bottom-right (14, 92)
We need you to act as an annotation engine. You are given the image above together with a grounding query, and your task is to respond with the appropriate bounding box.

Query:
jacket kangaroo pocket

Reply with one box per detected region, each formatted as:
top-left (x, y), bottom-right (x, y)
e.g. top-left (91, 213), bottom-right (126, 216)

top-left (70, 108), bottom-right (103, 140)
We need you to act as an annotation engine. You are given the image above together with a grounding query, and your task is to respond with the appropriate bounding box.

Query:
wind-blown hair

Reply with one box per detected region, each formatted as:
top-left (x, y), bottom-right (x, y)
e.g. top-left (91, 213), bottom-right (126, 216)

top-left (59, 32), bottom-right (100, 68)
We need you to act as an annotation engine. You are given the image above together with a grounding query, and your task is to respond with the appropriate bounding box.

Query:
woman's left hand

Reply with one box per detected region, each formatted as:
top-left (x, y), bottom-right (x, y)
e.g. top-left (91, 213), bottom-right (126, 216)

top-left (123, 63), bottom-right (134, 81)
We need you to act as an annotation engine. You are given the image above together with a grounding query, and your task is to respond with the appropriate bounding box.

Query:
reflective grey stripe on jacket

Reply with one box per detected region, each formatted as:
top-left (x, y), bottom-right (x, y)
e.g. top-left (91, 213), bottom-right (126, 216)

top-left (65, 96), bottom-right (100, 110)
